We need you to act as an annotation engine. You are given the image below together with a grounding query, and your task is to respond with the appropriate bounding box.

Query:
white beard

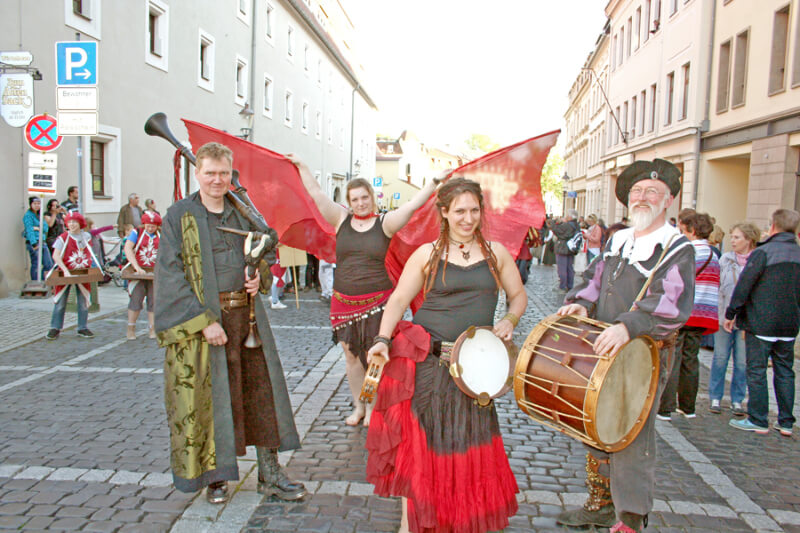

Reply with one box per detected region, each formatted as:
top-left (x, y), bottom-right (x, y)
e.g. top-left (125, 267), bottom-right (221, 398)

top-left (629, 196), bottom-right (667, 231)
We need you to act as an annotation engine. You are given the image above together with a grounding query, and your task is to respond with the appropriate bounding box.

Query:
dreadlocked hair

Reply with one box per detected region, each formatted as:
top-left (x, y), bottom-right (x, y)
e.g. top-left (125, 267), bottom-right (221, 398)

top-left (422, 177), bottom-right (502, 296)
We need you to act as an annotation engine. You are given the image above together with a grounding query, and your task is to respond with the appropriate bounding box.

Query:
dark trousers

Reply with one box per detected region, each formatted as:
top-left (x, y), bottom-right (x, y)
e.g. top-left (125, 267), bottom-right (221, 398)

top-left (744, 333), bottom-right (797, 429)
top-left (305, 254), bottom-right (320, 289)
top-left (659, 326), bottom-right (703, 415)
top-left (556, 253), bottom-right (574, 290)
top-left (516, 258), bottom-right (531, 285)
top-left (26, 242), bottom-right (53, 281)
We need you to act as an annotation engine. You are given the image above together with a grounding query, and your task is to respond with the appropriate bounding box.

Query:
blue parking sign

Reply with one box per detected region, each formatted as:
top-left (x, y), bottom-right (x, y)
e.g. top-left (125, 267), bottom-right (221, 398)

top-left (56, 42), bottom-right (97, 86)
top-left (373, 177), bottom-right (382, 187)
top-left (393, 192), bottom-right (400, 200)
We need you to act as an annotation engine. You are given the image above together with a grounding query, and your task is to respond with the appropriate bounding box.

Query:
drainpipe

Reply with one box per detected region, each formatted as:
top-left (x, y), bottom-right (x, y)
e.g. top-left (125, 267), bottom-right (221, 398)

top-left (348, 84), bottom-right (359, 180)
top-left (247, 5), bottom-right (257, 140)
top-left (693, 0), bottom-right (717, 208)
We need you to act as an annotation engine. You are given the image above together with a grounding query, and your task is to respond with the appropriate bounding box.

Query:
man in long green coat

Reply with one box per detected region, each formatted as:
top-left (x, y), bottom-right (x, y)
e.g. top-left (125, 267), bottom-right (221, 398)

top-left (154, 142), bottom-right (305, 504)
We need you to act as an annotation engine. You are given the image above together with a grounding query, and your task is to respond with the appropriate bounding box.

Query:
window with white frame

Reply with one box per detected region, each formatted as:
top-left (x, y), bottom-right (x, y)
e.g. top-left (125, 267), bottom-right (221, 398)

top-left (635, 7), bottom-right (641, 50)
top-left (235, 56), bottom-right (248, 105)
top-left (732, 30), bottom-right (749, 107)
top-left (640, 89), bottom-right (647, 134)
top-left (237, 0), bottom-right (250, 24)
top-left (198, 29), bottom-right (215, 92)
top-left (317, 59), bottom-right (322, 84)
top-left (65, 0), bottom-right (101, 39)
top-left (626, 17), bottom-right (632, 57)
top-left (304, 44), bottom-right (310, 72)
top-left (631, 95), bottom-right (637, 138)
top-left (644, 0), bottom-right (651, 42)
top-left (265, 2), bottom-right (275, 42)
top-left (287, 25), bottom-right (295, 60)
top-left (679, 62), bottom-right (690, 120)
top-left (716, 39), bottom-right (732, 113)
top-left (327, 117), bottom-right (332, 144)
top-left (302, 102), bottom-right (309, 133)
top-left (768, 4), bottom-right (790, 95)
top-left (665, 71), bottom-right (674, 125)
top-left (649, 83), bottom-right (657, 132)
top-left (263, 74), bottom-right (273, 117)
top-left (84, 124), bottom-right (121, 213)
top-left (284, 90), bottom-right (293, 126)
top-left (145, 0), bottom-right (169, 71)
top-left (315, 111), bottom-right (322, 139)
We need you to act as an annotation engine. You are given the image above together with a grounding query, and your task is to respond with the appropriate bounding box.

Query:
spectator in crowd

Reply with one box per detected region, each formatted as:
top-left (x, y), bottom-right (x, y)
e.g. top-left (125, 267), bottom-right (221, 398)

top-left (659, 211), bottom-right (720, 420)
top-left (62, 185), bottom-right (79, 212)
top-left (541, 221), bottom-right (556, 266)
top-left (144, 198), bottom-right (160, 215)
top-left (709, 222), bottom-right (760, 416)
top-left (318, 259), bottom-right (334, 302)
top-left (44, 199), bottom-right (67, 253)
top-left (84, 217), bottom-right (115, 268)
top-left (621, 216), bottom-right (629, 226)
top-left (116, 193), bottom-right (143, 237)
top-left (604, 222), bottom-right (628, 243)
top-left (669, 217), bottom-right (677, 227)
top-left (304, 252), bottom-right (320, 291)
top-left (515, 230), bottom-right (535, 284)
top-left (726, 209), bottom-right (800, 436)
top-left (550, 209), bottom-right (581, 291)
top-left (585, 214), bottom-right (603, 263)
top-left (23, 196), bottom-right (53, 281)
top-left (702, 224), bottom-right (726, 349)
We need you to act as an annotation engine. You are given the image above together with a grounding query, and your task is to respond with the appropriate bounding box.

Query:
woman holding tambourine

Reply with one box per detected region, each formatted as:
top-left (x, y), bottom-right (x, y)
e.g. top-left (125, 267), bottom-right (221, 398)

top-left (365, 177), bottom-right (527, 533)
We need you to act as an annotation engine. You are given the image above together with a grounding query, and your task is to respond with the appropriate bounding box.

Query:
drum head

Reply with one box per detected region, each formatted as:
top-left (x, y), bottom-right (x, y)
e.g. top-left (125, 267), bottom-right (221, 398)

top-left (458, 329), bottom-right (512, 398)
top-left (594, 338), bottom-right (655, 445)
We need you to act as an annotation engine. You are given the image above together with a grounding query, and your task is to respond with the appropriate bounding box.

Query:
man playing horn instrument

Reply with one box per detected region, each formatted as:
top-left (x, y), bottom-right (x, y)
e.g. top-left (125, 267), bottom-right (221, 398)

top-left (555, 159), bottom-right (696, 533)
top-left (154, 142), bottom-right (306, 505)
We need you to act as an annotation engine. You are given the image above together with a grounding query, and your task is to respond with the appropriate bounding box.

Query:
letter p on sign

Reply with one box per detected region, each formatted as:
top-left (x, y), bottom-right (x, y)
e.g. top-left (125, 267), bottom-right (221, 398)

top-left (56, 41), bottom-right (97, 86)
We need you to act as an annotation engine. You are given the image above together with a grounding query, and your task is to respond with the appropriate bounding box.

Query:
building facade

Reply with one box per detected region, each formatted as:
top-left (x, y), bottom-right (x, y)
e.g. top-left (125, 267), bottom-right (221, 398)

top-left (0, 0), bottom-right (376, 295)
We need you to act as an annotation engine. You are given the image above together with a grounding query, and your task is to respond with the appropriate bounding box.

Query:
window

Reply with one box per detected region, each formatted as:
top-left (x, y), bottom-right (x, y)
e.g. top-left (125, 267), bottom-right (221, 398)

top-left (317, 59), bottom-right (322, 84)
top-left (65, 0), bottom-right (100, 39)
top-left (287, 25), bottom-right (295, 59)
top-left (615, 106), bottom-right (621, 144)
top-left (716, 39), bottom-right (732, 112)
top-left (198, 29), bottom-right (215, 91)
top-left (670, 0), bottom-right (678, 16)
top-left (302, 102), bottom-right (309, 133)
top-left (145, 0), bottom-right (169, 71)
top-left (622, 101), bottom-right (628, 141)
top-left (626, 17), bottom-right (632, 58)
top-left (631, 95), bottom-right (637, 138)
top-left (91, 140), bottom-right (105, 197)
top-left (315, 111), bottom-right (322, 139)
top-left (679, 63), bottom-right (690, 120)
top-left (284, 90), bottom-right (293, 126)
top-left (304, 44), bottom-right (309, 72)
top-left (237, 0), bottom-right (250, 24)
top-left (794, 5), bottom-right (800, 87)
top-left (732, 30), bottom-right (749, 106)
top-left (640, 90), bottom-right (647, 134)
top-left (235, 56), bottom-right (248, 104)
top-left (635, 7), bottom-right (642, 50)
top-left (665, 71), bottom-right (674, 125)
top-left (619, 27), bottom-right (625, 66)
top-left (649, 83), bottom-right (657, 132)
top-left (327, 117), bottom-right (332, 144)
top-left (653, 0), bottom-right (662, 29)
top-left (768, 5), bottom-right (790, 94)
top-left (612, 35), bottom-right (618, 70)
top-left (263, 74), bottom-right (273, 117)
top-left (644, 0), bottom-right (651, 42)
top-left (265, 2), bottom-right (275, 42)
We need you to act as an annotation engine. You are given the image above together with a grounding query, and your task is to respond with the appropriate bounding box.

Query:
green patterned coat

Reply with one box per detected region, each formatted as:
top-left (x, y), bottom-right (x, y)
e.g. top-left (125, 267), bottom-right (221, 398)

top-left (154, 193), bottom-right (300, 493)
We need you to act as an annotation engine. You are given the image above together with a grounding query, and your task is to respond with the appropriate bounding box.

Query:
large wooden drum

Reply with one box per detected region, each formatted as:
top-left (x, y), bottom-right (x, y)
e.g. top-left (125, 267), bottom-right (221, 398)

top-left (514, 314), bottom-right (659, 452)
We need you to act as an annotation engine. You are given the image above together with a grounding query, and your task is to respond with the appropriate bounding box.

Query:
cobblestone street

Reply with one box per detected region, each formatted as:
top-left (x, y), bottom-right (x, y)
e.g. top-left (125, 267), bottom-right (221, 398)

top-left (0, 265), bottom-right (798, 531)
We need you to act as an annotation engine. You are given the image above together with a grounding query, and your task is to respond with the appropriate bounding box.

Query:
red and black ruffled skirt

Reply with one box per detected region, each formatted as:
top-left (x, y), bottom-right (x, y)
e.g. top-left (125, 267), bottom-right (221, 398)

top-left (366, 321), bottom-right (519, 533)
top-left (330, 288), bottom-right (391, 368)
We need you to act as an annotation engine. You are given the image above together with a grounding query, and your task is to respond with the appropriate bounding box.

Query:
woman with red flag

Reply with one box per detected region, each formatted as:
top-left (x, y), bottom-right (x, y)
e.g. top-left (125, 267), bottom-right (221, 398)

top-left (288, 156), bottom-right (438, 427)
top-left (365, 177), bottom-right (527, 533)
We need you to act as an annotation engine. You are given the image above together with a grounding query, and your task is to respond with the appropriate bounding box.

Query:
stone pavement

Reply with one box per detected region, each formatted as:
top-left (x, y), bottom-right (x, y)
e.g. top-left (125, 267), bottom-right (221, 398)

top-left (0, 267), bottom-right (797, 531)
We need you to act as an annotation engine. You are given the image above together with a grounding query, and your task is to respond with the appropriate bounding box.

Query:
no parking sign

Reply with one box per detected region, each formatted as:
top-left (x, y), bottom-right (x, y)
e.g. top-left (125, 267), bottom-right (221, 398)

top-left (25, 114), bottom-right (62, 152)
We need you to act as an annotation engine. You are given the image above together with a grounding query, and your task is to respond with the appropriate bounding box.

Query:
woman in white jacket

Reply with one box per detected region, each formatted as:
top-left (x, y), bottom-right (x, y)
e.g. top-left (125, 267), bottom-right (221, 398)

top-left (708, 222), bottom-right (761, 415)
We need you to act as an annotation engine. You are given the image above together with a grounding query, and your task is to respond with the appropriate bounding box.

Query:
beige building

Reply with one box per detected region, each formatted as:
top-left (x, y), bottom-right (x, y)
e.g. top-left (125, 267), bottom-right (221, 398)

top-left (700, 0), bottom-right (800, 233)
top-left (374, 131), bottom-right (462, 209)
top-left (564, 26), bottom-right (610, 221)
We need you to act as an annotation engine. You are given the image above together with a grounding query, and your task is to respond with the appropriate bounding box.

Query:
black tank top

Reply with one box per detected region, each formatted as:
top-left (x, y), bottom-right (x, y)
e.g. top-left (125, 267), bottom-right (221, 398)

top-left (413, 259), bottom-right (498, 342)
top-left (333, 214), bottom-right (393, 295)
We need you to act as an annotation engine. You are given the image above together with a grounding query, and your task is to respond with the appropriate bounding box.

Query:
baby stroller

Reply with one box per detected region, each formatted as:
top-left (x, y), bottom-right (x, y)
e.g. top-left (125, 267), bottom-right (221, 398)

top-left (99, 236), bottom-right (126, 287)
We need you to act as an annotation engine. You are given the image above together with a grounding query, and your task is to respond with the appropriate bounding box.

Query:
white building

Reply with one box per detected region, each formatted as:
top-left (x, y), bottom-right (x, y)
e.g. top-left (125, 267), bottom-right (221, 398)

top-left (0, 0), bottom-right (377, 295)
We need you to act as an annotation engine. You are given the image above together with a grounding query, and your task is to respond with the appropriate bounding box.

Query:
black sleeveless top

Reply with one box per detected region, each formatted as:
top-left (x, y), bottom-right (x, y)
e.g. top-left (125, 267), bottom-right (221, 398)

top-left (413, 259), bottom-right (498, 342)
top-left (333, 214), bottom-right (393, 295)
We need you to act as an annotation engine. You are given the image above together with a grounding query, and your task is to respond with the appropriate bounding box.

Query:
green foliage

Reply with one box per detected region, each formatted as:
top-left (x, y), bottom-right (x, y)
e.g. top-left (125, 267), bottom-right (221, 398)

top-left (464, 133), bottom-right (500, 154)
top-left (541, 150), bottom-right (564, 198)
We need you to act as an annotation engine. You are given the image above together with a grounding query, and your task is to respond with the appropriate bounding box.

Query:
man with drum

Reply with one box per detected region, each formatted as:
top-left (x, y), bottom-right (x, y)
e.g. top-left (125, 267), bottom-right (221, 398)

top-left (555, 159), bottom-right (696, 533)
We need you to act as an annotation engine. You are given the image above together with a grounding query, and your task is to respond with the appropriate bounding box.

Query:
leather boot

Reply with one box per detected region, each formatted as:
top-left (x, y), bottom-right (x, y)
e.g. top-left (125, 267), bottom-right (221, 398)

top-left (256, 447), bottom-right (307, 500)
top-left (126, 324), bottom-right (136, 340)
top-left (556, 452), bottom-right (616, 527)
top-left (205, 481), bottom-right (228, 504)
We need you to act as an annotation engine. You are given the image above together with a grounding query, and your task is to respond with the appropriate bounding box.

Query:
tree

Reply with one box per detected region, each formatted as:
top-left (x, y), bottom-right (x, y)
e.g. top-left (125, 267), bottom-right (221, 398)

top-left (464, 133), bottom-right (500, 154)
top-left (540, 151), bottom-right (564, 215)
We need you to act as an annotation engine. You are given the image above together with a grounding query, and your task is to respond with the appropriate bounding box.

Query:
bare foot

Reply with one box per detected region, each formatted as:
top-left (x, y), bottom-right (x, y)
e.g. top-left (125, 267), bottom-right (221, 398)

top-left (363, 402), bottom-right (374, 427)
top-left (345, 405), bottom-right (365, 426)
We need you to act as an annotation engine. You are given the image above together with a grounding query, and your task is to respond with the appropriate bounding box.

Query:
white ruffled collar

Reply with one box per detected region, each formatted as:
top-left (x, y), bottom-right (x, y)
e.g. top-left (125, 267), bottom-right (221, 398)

top-left (608, 223), bottom-right (681, 264)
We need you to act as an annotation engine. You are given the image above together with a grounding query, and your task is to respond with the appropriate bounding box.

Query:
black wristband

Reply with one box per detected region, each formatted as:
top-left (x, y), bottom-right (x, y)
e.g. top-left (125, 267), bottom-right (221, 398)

top-left (373, 335), bottom-right (392, 349)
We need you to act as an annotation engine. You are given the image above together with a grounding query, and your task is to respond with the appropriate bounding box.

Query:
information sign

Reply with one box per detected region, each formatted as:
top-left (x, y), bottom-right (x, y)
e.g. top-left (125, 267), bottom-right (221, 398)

top-left (28, 168), bottom-right (57, 196)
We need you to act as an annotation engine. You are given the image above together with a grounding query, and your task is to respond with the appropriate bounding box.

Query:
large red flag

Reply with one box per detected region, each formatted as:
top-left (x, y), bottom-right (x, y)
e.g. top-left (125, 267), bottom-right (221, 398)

top-left (182, 119), bottom-right (337, 263)
top-left (385, 129), bottom-right (560, 311)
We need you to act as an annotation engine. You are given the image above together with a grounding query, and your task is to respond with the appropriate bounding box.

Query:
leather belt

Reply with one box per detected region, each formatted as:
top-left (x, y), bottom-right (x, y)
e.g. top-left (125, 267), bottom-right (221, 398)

top-left (655, 332), bottom-right (679, 351)
top-left (219, 290), bottom-right (248, 311)
top-left (431, 340), bottom-right (455, 364)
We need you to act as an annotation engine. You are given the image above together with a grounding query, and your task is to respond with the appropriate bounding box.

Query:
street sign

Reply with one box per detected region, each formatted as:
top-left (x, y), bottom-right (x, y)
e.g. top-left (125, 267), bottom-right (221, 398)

top-left (57, 111), bottom-right (98, 136)
top-left (0, 73), bottom-right (34, 127)
top-left (29, 152), bottom-right (58, 169)
top-left (28, 168), bottom-right (57, 196)
top-left (56, 42), bottom-right (97, 85)
top-left (57, 87), bottom-right (97, 110)
top-left (0, 50), bottom-right (33, 66)
top-left (24, 114), bottom-right (63, 152)
top-left (373, 176), bottom-right (383, 188)
top-left (393, 192), bottom-right (400, 200)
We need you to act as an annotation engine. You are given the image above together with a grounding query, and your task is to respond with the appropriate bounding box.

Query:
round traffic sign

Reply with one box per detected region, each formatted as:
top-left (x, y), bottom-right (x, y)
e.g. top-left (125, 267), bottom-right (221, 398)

top-left (25, 114), bottom-right (63, 152)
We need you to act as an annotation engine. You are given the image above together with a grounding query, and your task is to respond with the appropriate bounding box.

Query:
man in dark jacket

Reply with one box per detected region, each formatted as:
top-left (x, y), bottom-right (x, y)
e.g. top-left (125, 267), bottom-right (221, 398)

top-left (725, 208), bottom-right (800, 437)
top-left (550, 209), bottom-right (580, 290)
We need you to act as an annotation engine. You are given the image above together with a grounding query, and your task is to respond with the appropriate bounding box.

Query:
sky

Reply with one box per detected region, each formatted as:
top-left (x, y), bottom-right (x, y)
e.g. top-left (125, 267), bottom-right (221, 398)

top-left (346, 0), bottom-right (608, 150)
